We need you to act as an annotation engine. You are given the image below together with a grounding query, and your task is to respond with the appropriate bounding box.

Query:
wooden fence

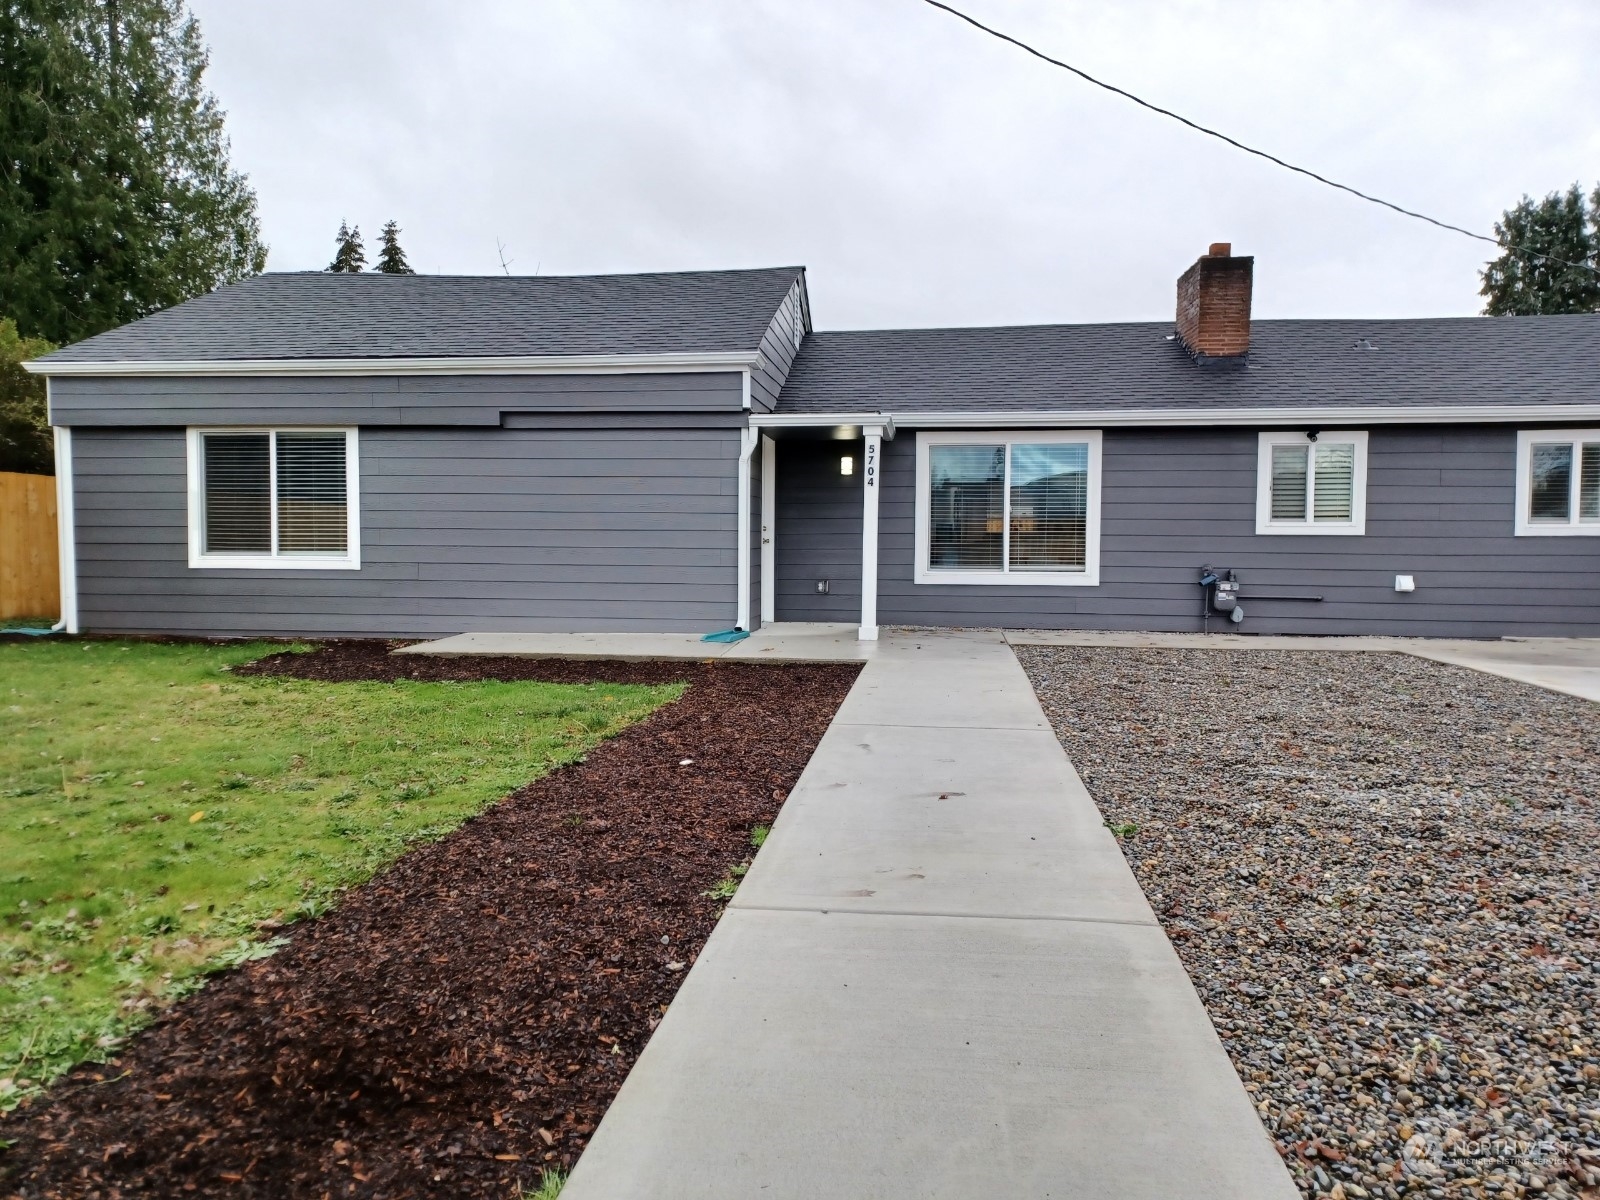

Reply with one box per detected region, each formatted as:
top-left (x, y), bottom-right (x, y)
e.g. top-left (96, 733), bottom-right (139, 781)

top-left (0, 471), bottom-right (60, 620)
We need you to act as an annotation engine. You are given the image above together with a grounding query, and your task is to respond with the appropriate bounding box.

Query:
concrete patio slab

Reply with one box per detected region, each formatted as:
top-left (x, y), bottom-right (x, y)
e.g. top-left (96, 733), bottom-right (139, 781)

top-left (399, 625), bottom-right (1600, 705)
top-left (1004, 629), bottom-right (1600, 704)
top-left (560, 629), bottom-right (1298, 1200)
top-left (1405, 639), bottom-right (1600, 704)
top-left (396, 622), bottom-right (874, 663)
top-left (562, 908), bottom-right (1297, 1200)
top-left (1004, 629), bottom-right (1410, 651)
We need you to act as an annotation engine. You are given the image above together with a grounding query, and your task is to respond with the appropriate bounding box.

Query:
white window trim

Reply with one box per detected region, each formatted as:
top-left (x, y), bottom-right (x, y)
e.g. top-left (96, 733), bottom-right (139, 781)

top-left (1514, 428), bottom-right (1600, 536)
top-left (1254, 430), bottom-right (1368, 536)
top-left (185, 427), bottom-right (361, 569)
top-left (914, 430), bottom-right (1101, 587)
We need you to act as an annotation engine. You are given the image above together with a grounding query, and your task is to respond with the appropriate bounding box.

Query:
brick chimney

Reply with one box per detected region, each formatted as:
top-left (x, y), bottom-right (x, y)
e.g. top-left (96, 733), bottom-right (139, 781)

top-left (1175, 242), bottom-right (1253, 365)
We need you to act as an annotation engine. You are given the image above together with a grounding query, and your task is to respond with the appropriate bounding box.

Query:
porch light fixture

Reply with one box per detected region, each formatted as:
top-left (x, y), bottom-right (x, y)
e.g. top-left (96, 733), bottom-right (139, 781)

top-left (840, 455), bottom-right (855, 476)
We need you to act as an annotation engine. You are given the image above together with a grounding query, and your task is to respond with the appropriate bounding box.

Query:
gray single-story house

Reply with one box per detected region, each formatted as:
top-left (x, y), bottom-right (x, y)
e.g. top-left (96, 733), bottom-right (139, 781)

top-left (26, 245), bottom-right (1600, 640)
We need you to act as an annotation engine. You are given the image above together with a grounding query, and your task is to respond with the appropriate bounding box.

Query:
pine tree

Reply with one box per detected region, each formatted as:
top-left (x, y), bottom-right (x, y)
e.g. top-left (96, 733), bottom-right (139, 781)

top-left (328, 221), bottom-right (366, 273)
top-left (0, 0), bottom-right (267, 346)
top-left (1479, 184), bottom-right (1600, 315)
top-left (375, 220), bottom-right (414, 274)
top-left (0, 318), bottom-right (56, 474)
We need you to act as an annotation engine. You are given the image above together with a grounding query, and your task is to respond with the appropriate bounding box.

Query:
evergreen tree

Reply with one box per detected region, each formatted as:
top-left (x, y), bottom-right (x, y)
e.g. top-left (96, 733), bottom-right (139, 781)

top-left (1479, 184), bottom-right (1600, 315)
top-left (374, 220), bottom-right (414, 274)
top-left (0, 317), bottom-right (57, 474)
top-left (328, 221), bottom-right (366, 272)
top-left (0, 0), bottom-right (267, 346)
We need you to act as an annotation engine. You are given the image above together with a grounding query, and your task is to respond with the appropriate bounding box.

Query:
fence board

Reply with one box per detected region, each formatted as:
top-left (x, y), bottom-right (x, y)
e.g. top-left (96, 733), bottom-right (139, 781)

top-left (1, 472), bottom-right (60, 620)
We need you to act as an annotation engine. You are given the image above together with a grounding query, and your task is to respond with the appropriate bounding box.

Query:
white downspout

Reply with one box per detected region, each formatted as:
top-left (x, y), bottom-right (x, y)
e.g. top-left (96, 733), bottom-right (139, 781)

top-left (735, 421), bottom-right (758, 632)
top-left (52, 417), bottom-right (79, 634)
top-left (858, 424), bottom-right (883, 641)
top-left (759, 434), bottom-right (776, 625)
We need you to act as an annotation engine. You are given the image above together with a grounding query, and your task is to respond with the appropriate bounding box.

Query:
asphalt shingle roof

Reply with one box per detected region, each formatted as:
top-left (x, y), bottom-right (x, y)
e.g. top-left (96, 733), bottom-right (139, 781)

top-left (773, 315), bottom-right (1600, 414)
top-left (39, 267), bottom-right (805, 363)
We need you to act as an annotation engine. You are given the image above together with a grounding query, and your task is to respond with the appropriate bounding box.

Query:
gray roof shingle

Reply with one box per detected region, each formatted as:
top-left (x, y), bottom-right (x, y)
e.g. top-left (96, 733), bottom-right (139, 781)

top-left (773, 315), bottom-right (1600, 415)
top-left (38, 267), bottom-right (805, 363)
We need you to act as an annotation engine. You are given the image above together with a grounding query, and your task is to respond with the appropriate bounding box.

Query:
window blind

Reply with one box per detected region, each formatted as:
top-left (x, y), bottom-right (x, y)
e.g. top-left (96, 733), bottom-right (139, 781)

top-left (276, 432), bottom-right (349, 554)
top-left (1581, 443), bottom-right (1599, 521)
top-left (1312, 443), bottom-right (1355, 522)
top-left (1009, 443), bottom-right (1088, 570)
top-left (202, 433), bottom-right (271, 554)
top-left (928, 445), bottom-right (1004, 569)
top-left (1529, 443), bottom-right (1573, 521)
top-left (1270, 445), bottom-right (1308, 520)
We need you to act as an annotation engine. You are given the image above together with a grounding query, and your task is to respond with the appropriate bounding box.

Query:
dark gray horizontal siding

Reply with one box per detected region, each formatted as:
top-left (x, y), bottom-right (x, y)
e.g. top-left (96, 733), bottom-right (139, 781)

top-left (51, 372), bottom-right (745, 428)
top-left (71, 425), bottom-right (742, 637)
top-left (774, 439), bottom-right (863, 622)
top-left (750, 279), bottom-right (806, 414)
top-left (773, 425), bottom-right (1600, 637)
top-left (501, 412), bottom-right (747, 430)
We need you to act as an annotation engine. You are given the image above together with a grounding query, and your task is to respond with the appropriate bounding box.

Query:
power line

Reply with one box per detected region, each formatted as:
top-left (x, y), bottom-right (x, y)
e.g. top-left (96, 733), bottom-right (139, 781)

top-left (917, 0), bottom-right (1600, 278)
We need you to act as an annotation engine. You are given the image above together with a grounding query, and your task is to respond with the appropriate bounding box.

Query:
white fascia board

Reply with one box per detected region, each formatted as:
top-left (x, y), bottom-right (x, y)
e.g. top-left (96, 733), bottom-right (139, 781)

top-left (750, 404), bottom-right (1600, 429)
top-left (794, 271), bottom-right (814, 335)
top-left (24, 351), bottom-right (766, 378)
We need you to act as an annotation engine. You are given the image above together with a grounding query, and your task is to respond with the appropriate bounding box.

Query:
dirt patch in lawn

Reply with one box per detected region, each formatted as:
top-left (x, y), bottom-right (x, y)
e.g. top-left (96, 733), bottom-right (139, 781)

top-left (1020, 646), bottom-right (1599, 1200)
top-left (1, 643), bottom-right (860, 1199)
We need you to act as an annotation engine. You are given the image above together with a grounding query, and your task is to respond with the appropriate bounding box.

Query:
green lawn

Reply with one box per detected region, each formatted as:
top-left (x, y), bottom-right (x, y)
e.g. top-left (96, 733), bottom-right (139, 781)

top-left (0, 639), bottom-right (680, 1109)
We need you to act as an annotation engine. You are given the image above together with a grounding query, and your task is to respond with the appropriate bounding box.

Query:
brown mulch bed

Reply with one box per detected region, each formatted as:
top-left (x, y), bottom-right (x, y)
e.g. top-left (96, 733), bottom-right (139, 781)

top-left (1, 641), bottom-right (860, 1200)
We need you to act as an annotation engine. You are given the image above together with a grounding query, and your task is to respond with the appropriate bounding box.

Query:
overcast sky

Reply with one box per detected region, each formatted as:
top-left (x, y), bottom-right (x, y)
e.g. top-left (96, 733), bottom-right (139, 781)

top-left (185, 0), bottom-right (1600, 330)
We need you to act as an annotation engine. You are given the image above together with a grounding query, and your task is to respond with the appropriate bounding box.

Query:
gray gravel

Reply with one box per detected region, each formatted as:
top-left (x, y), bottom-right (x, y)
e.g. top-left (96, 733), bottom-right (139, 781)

top-left (1018, 646), bottom-right (1599, 1200)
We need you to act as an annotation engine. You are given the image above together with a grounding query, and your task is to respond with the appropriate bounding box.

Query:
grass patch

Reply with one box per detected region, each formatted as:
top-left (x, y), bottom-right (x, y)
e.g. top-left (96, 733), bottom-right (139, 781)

top-left (703, 824), bottom-right (771, 901)
top-left (0, 639), bottom-right (680, 1108)
top-left (524, 1167), bottom-right (567, 1199)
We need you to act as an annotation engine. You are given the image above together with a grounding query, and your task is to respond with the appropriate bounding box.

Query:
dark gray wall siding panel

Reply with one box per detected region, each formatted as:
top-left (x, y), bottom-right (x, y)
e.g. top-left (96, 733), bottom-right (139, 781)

top-left (749, 280), bottom-right (806, 414)
top-left (51, 372), bottom-right (745, 427)
top-left (773, 425), bottom-right (1600, 637)
top-left (72, 426), bottom-right (743, 636)
top-left (774, 439), bottom-right (863, 622)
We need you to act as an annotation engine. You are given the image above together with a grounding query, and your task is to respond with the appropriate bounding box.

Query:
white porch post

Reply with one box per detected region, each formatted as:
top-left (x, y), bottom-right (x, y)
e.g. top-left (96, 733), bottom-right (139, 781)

top-left (735, 426), bottom-right (758, 631)
top-left (858, 424), bottom-right (883, 641)
top-left (53, 421), bottom-right (80, 635)
top-left (759, 434), bottom-right (776, 625)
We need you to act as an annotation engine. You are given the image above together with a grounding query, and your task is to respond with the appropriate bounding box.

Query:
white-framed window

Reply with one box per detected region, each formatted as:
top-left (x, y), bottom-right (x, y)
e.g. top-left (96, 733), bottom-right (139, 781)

top-left (1255, 430), bottom-right (1367, 535)
top-left (1514, 429), bottom-right (1600, 536)
top-left (185, 428), bottom-right (361, 569)
top-left (914, 430), bottom-right (1101, 586)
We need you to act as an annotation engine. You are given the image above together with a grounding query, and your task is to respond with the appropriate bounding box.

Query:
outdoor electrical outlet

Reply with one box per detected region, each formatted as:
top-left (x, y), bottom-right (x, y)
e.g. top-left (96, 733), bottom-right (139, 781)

top-left (815, 580), bottom-right (830, 594)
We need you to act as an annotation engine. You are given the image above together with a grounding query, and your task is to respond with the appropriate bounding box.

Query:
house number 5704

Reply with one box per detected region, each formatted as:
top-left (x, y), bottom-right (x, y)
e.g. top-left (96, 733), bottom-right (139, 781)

top-left (865, 445), bottom-right (877, 487)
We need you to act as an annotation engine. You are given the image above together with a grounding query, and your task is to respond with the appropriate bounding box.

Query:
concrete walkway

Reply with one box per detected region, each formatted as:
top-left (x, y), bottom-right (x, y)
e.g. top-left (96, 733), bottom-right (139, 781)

top-left (560, 630), bottom-right (1298, 1200)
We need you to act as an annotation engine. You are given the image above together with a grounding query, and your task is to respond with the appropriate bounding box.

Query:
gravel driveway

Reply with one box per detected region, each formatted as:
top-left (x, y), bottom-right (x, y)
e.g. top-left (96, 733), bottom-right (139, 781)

top-left (1018, 646), bottom-right (1599, 1200)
